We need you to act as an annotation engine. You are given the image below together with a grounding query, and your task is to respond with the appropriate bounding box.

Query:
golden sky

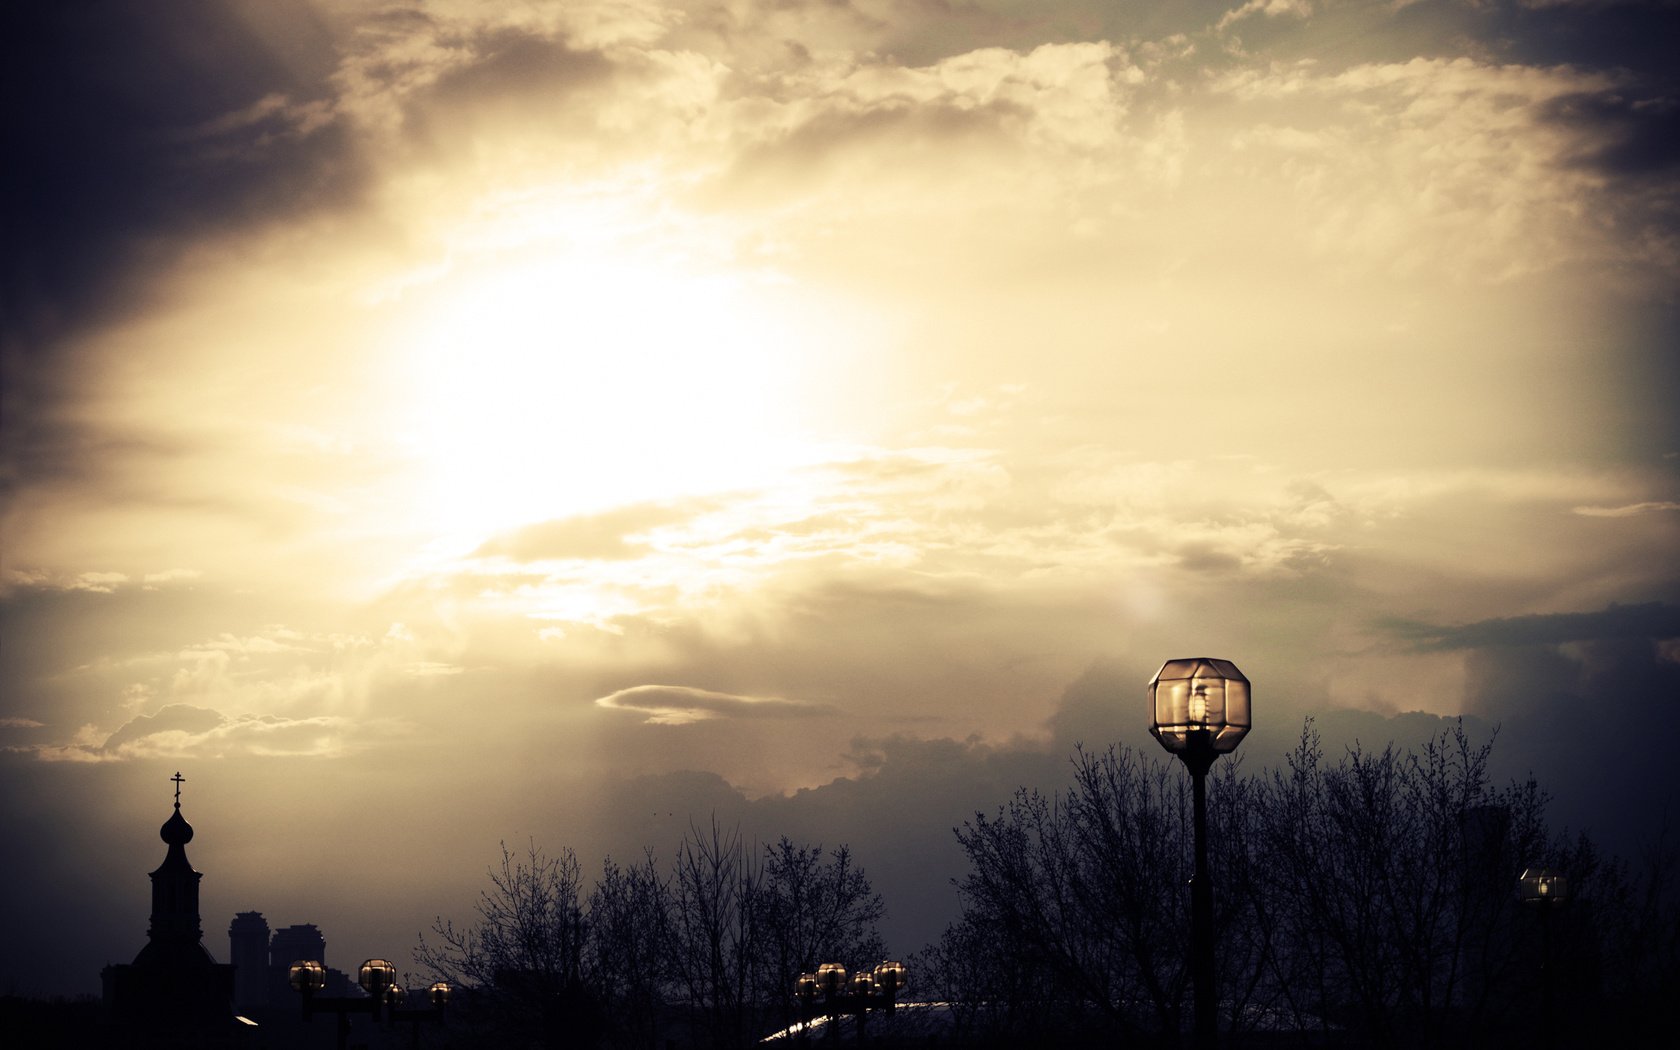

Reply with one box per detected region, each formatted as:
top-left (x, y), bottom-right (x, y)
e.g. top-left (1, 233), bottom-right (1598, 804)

top-left (4, 0), bottom-right (1677, 996)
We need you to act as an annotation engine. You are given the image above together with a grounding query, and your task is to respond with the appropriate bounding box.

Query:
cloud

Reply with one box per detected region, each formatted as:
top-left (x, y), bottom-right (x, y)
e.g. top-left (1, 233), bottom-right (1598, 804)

top-left (3, 1), bottom-right (363, 497)
top-left (475, 501), bottom-right (712, 561)
top-left (98, 703), bottom-right (225, 750)
top-left (594, 684), bottom-right (836, 725)
top-left (1543, 90), bottom-right (1680, 177)
top-left (24, 703), bottom-right (357, 763)
top-left (1218, 0), bottom-right (1315, 32)
top-left (1388, 601), bottom-right (1680, 651)
top-left (1571, 501), bottom-right (1680, 517)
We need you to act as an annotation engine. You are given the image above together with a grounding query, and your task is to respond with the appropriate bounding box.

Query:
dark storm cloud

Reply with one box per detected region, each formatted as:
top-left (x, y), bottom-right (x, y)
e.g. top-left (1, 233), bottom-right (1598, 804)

top-left (1388, 601), bottom-right (1680, 651)
top-left (2, 1), bottom-right (353, 324)
top-left (2, 0), bottom-right (360, 495)
top-left (1493, 0), bottom-right (1680, 89)
top-left (1381, 598), bottom-right (1680, 855)
top-left (572, 731), bottom-right (1073, 957)
top-left (1542, 90), bottom-right (1680, 176)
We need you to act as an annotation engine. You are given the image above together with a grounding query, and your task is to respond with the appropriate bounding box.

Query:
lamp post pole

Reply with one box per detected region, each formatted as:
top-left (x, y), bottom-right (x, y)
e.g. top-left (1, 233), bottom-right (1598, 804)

top-left (1186, 732), bottom-right (1217, 1050)
top-left (1147, 659), bottom-right (1251, 1050)
top-left (1518, 867), bottom-right (1568, 1050)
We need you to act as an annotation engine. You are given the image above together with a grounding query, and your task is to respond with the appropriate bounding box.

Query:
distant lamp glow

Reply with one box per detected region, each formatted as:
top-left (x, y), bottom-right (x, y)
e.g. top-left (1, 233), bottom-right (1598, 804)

top-left (1518, 867), bottom-right (1569, 907)
top-left (385, 984), bottom-right (406, 1007)
top-left (1148, 657), bottom-right (1250, 759)
top-left (849, 971), bottom-right (875, 996)
top-left (428, 981), bottom-right (452, 1008)
top-left (288, 960), bottom-right (326, 994)
top-left (358, 958), bottom-right (396, 997)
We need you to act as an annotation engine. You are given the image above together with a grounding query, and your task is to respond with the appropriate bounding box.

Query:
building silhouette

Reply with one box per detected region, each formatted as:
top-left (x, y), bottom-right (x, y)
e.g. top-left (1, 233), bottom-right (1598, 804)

top-left (100, 772), bottom-right (237, 1043)
top-left (228, 912), bottom-right (270, 1010)
top-left (231, 918), bottom-right (355, 1008)
top-left (268, 923), bottom-right (327, 977)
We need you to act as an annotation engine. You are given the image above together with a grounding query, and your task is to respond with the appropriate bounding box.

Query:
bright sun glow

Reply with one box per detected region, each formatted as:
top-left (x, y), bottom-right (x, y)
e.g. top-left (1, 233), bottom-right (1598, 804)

top-left (380, 250), bottom-right (841, 555)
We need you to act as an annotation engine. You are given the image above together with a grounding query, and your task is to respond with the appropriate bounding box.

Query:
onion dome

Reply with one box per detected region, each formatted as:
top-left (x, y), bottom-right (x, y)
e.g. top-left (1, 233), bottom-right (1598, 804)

top-left (161, 804), bottom-right (195, 846)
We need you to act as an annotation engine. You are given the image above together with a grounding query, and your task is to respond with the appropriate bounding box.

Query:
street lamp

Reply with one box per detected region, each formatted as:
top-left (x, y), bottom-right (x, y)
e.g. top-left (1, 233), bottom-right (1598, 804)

top-left (288, 957), bottom-right (450, 1050)
top-left (794, 972), bottom-right (822, 1044)
top-left (872, 960), bottom-right (907, 1009)
top-left (797, 960), bottom-right (908, 1044)
top-left (1518, 867), bottom-right (1568, 908)
top-left (1518, 867), bottom-right (1569, 1050)
top-left (1148, 657), bottom-right (1251, 1050)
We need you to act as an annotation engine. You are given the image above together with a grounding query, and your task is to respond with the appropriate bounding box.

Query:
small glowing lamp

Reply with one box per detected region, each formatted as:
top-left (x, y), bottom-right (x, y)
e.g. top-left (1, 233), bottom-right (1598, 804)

top-left (288, 959), bottom-right (326, 994)
top-left (358, 958), bottom-right (396, 997)
top-left (794, 973), bottom-right (819, 1003)
top-left (872, 960), bottom-right (908, 997)
top-left (815, 962), bottom-right (848, 996)
top-left (1518, 867), bottom-right (1569, 907)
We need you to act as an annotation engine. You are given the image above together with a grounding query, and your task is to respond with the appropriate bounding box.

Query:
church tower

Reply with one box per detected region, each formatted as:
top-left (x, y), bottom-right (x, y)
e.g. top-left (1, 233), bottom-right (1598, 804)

top-left (135, 774), bottom-right (211, 965)
top-left (101, 773), bottom-right (236, 1041)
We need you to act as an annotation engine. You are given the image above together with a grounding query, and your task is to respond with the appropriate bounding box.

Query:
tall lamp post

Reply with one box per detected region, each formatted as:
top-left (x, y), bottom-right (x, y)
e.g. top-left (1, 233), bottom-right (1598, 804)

top-left (1148, 658), bottom-right (1251, 1050)
top-left (1518, 867), bottom-right (1568, 1050)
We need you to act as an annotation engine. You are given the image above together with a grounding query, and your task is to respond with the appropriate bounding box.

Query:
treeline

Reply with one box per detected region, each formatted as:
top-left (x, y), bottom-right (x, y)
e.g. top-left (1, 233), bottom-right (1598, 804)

top-left (919, 723), bottom-right (1680, 1048)
top-left (419, 723), bottom-right (1680, 1049)
top-left (414, 825), bottom-right (886, 1049)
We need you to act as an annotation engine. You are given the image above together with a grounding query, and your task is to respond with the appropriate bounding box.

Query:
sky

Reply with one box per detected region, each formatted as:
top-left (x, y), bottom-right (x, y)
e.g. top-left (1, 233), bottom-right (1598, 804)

top-left (3, 0), bottom-right (1678, 999)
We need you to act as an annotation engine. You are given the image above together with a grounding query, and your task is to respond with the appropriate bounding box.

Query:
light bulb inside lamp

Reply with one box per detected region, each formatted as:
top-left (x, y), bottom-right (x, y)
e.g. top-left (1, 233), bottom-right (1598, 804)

top-left (1189, 684), bottom-right (1208, 725)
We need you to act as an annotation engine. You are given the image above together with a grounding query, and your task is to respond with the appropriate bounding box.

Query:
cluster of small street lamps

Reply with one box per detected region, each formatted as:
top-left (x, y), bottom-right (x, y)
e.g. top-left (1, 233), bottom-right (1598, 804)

top-left (288, 957), bottom-right (450, 1049)
top-left (793, 960), bottom-right (908, 1041)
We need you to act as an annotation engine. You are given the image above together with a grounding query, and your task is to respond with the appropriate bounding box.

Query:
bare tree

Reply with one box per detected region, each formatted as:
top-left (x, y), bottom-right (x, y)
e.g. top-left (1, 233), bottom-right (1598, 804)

top-left (1251, 721), bottom-right (1586, 1049)
top-left (668, 818), bottom-right (761, 1049)
top-left (755, 838), bottom-right (886, 1031)
top-left (951, 745), bottom-right (1195, 1041)
top-left (415, 840), bottom-right (595, 1047)
top-left (588, 851), bottom-right (671, 1050)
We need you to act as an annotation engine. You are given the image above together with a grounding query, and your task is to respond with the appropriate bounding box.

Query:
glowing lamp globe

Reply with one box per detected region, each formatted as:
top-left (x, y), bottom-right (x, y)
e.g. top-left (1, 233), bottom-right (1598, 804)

top-left (1518, 867), bottom-right (1569, 907)
top-left (358, 958), bottom-right (396, 997)
top-left (288, 960), bottom-right (326, 994)
top-left (428, 981), bottom-right (452, 1008)
top-left (815, 962), bottom-right (848, 996)
top-left (795, 973), bottom-right (819, 1003)
top-left (1148, 658), bottom-right (1251, 758)
top-left (873, 960), bottom-right (907, 996)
